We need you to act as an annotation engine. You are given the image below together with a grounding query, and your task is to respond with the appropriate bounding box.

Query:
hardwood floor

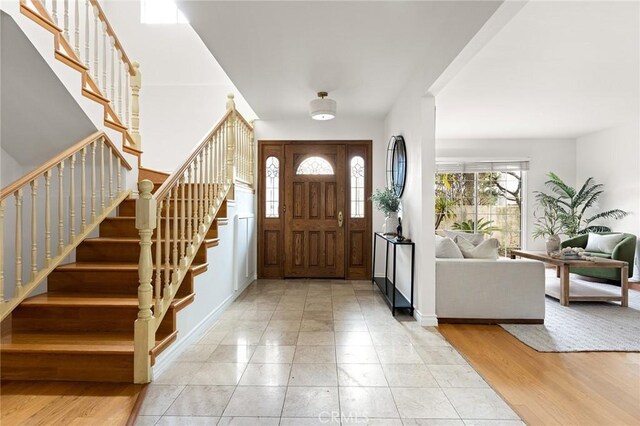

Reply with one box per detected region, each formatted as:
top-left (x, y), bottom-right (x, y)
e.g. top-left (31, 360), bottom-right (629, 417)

top-left (440, 324), bottom-right (640, 425)
top-left (0, 381), bottom-right (143, 425)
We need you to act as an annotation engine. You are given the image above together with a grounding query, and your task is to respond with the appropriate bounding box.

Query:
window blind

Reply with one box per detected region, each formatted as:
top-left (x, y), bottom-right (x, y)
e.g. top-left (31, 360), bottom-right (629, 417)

top-left (435, 160), bottom-right (529, 173)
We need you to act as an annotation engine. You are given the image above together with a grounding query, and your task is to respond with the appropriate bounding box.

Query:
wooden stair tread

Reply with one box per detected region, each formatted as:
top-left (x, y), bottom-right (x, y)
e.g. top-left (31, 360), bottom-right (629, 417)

top-left (55, 262), bottom-right (208, 273)
top-left (20, 292), bottom-right (196, 309)
top-left (1, 331), bottom-right (135, 353)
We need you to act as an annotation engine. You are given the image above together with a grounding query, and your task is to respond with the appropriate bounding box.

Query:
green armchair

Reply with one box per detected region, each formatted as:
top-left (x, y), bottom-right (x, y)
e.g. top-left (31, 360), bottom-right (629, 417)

top-left (561, 232), bottom-right (637, 283)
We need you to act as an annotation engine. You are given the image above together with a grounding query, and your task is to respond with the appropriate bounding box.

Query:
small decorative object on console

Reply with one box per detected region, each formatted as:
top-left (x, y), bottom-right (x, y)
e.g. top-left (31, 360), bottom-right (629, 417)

top-left (396, 218), bottom-right (405, 241)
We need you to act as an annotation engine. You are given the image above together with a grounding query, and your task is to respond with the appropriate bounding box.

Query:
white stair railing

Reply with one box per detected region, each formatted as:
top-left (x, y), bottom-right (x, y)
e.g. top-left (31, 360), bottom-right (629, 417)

top-left (0, 131), bottom-right (132, 320)
top-left (134, 95), bottom-right (253, 383)
top-left (20, 0), bottom-right (142, 152)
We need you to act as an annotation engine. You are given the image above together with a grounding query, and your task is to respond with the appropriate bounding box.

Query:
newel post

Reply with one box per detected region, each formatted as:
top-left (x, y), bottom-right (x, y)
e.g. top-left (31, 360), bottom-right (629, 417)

top-left (130, 62), bottom-right (142, 151)
top-left (226, 93), bottom-right (237, 197)
top-left (249, 121), bottom-right (255, 187)
top-left (134, 179), bottom-right (156, 384)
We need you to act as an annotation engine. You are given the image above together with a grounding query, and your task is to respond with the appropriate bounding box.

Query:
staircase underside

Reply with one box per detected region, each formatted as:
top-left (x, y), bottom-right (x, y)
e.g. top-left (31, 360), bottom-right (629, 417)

top-left (1, 174), bottom-right (229, 383)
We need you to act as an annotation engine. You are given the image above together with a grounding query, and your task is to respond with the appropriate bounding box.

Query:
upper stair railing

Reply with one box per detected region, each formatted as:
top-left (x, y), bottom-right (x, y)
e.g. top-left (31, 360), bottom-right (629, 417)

top-left (20, 0), bottom-right (143, 154)
top-left (0, 131), bottom-right (132, 320)
top-left (134, 95), bottom-right (254, 383)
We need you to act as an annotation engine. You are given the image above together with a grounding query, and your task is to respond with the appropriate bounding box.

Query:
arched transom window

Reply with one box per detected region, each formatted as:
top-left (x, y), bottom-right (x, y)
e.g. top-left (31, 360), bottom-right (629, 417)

top-left (350, 156), bottom-right (365, 218)
top-left (265, 156), bottom-right (279, 218)
top-left (296, 156), bottom-right (334, 175)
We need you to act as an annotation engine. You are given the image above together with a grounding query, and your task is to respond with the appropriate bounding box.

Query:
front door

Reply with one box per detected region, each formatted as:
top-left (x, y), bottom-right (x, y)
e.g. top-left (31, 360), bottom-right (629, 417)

top-left (284, 144), bottom-right (346, 278)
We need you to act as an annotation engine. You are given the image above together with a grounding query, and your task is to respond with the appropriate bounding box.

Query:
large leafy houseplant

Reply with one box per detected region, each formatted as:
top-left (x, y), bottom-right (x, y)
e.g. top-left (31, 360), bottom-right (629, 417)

top-left (534, 172), bottom-right (627, 237)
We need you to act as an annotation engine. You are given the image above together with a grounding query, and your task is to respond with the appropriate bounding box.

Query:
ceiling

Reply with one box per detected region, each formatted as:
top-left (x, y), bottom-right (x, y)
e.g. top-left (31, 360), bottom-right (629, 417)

top-left (436, 1), bottom-right (640, 139)
top-left (177, 0), bottom-right (502, 120)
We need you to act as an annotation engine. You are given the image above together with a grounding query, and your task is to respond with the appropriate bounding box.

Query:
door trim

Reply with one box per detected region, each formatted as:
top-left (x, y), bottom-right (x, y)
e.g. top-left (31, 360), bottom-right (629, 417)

top-left (257, 140), bottom-right (372, 279)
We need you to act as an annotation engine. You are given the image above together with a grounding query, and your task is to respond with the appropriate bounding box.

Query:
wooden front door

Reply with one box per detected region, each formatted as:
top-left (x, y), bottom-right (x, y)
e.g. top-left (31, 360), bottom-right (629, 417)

top-left (258, 141), bottom-right (372, 279)
top-left (284, 144), bottom-right (346, 278)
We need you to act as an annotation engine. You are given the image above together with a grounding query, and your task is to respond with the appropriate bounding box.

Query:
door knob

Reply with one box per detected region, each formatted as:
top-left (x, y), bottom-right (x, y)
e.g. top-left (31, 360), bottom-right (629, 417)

top-left (338, 211), bottom-right (343, 227)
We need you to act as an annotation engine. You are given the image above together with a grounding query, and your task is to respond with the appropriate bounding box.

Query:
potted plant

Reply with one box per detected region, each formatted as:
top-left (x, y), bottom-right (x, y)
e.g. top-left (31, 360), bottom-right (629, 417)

top-left (532, 196), bottom-right (563, 254)
top-left (534, 173), bottom-right (627, 237)
top-left (370, 188), bottom-right (400, 235)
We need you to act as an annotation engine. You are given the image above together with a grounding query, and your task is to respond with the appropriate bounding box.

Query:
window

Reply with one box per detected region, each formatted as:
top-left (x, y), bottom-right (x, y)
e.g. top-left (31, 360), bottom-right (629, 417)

top-left (350, 156), bottom-right (365, 218)
top-left (265, 156), bottom-right (279, 218)
top-left (141, 0), bottom-right (188, 24)
top-left (296, 156), bottom-right (334, 175)
top-left (435, 161), bottom-right (528, 256)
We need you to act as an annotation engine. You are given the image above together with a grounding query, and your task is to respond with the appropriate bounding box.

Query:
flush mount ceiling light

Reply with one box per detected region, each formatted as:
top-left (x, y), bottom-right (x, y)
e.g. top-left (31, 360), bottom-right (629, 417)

top-left (309, 91), bottom-right (336, 121)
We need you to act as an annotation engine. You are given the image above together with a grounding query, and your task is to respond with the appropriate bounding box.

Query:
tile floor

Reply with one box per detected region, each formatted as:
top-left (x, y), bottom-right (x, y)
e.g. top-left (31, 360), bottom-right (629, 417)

top-left (136, 279), bottom-right (524, 425)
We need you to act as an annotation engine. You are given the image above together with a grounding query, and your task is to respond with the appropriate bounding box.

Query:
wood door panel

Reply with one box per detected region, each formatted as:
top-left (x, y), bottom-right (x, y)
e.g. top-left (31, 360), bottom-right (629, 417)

top-left (264, 231), bottom-right (280, 266)
top-left (350, 231), bottom-right (364, 267)
top-left (284, 144), bottom-right (345, 278)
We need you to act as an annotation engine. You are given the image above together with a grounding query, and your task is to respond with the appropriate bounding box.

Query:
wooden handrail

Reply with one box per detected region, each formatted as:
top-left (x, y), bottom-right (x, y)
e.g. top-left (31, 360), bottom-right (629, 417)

top-left (153, 109), bottom-right (234, 201)
top-left (0, 131), bottom-right (132, 200)
top-left (88, 0), bottom-right (135, 75)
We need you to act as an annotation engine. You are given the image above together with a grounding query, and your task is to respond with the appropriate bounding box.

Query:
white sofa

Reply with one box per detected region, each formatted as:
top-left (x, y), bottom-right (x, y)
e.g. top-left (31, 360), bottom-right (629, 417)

top-left (436, 258), bottom-right (545, 324)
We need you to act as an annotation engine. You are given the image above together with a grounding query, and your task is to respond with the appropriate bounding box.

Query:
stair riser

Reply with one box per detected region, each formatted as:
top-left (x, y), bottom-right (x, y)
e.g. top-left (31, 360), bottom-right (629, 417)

top-left (47, 269), bottom-right (196, 298)
top-left (118, 199), bottom-right (228, 218)
top-left (13, 306), bottom-right (140, 333)
top-left (1, 352), bottom-right (133, 382)
top-left (100, 218), bottom-right (218, 239)
top-left (76, 241), bottom-right (207, 263)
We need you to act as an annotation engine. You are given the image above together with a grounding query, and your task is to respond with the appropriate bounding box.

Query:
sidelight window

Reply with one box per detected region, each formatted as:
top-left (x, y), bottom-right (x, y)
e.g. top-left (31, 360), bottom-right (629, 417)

top-left (350, 156), bottom-right (365, 218)
top-left (265, 156), bottom-right (280, 218)
top-left (296, 156), bottom-right (334, 175)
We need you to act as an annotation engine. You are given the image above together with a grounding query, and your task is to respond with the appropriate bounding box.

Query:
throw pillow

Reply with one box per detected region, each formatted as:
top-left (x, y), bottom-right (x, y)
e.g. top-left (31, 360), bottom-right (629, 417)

top-left (444, 230), bottom-right (485, 246)
top-left (455, 237), bottom-right (499, 260)
top-left (435, 235), bottom-right (464, 259)
top-left (584, 233), bottom-right (625, 254)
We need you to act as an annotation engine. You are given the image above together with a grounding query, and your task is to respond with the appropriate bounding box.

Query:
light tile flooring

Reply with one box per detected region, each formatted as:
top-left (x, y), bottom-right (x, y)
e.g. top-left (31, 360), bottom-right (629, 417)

top-left (136, 280), bottom-right (524, 425)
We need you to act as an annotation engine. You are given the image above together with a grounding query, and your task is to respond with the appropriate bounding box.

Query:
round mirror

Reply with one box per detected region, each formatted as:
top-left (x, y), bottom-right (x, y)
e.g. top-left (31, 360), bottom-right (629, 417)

top-left (386, 135), bottom-right (407, 197)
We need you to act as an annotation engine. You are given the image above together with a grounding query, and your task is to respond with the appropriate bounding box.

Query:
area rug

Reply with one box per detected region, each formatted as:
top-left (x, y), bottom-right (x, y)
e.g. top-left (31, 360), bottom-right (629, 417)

top-left (500, 273), bottom-right (640, 352)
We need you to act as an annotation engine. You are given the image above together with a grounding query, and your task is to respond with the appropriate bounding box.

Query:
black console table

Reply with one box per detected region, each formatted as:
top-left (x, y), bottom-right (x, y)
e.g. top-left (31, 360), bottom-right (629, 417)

top-left (371, 232), bottom-right (415, 316)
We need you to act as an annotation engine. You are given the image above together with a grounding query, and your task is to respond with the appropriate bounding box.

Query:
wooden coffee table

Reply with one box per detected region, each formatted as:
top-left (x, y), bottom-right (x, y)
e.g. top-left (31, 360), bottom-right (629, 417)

top-left (510, 250), bottom-right (629, 307)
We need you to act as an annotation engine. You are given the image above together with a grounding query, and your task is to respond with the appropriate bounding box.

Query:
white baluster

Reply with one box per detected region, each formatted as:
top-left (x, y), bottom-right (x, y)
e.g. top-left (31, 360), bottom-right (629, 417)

top-left (85, 0), bottom-right (90, 65)
top-left (92, 5), bottom-right (99, 83)
top-left (15, 189), bottom-right (23, 293)
top-left (91, 141), bottom-right (96, 221)
top-left (172, 186), bottom-right (178, 281)
top-left (187, 166), bottom-right (193, 254)
top-left (58, 161), bottom-right (64, 255)
top-left (164, 194), bottom-right (170, 295)
top-left (45, 171), bottom-right (51, 264)
top-left (30, 180), bottom-right (38, 281)
top-left (100, 137), bottom-right (105, 211)
top-left (108, 145), bottom-right (113, 203)
top-left (155, 201), bottom-right (162, 307)
top-left (193, 159), bottom-right (200, 238)
top-left (74, 0), bottom-right (80, 57)
top-left (63, 0), bottom-right (69, 41)
top-left (130, 62), bottom-right (141, 149)
top-left (179, 176), bottom-right (186, 267)
top-left (203, 145), bottom-right (209, 218)
top-left (69, 153), bottom-right (76, 241)
top-left (117, 160), bottom-right (122, 193)
top-left (125, 64), bottom-right (130, 128)
top-left (118, 52), bottom-right (123, 119)
top-left (110, 36), bottom-right (115, 103)
top-left (102, 22), bottom-right (107, 95)
top-left (0, 200), bottom-right (4, 302)
top-left (52, 0), bottom-right (58, 25)
top-left (81, 147), bottom-right (86, 231)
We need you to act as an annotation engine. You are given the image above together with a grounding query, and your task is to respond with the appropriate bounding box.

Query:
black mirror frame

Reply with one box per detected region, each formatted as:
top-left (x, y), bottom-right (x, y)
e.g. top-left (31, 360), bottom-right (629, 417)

top-left (386, 135), bottom-right (407, 198)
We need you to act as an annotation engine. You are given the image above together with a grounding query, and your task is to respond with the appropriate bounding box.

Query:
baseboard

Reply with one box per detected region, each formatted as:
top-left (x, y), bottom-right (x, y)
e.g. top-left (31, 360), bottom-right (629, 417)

top-left (151, 277), bottom-right (254, 379)
top-left (414, 309), bottom-right (438, 326)
top-left (438, 318), bottom-right (544, 324)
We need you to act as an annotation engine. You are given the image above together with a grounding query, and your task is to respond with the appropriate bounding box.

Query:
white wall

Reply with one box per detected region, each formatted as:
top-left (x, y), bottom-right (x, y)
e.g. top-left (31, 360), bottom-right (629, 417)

top-left (576, 122), bottom-right (640, 278)
top-left (104, 0), bottom-right (258, 172)
top-left (154, 187), bottom-right (257, 375)
top-left (436, 138), bottom-right (577, 251)
top-left (383, 70), bottom-right (436, 325)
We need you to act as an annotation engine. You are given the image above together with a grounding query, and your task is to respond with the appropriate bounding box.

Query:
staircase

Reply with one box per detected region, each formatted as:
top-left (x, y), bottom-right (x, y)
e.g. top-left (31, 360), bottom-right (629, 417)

top-left (0, 174), bottom-right (229, 382)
